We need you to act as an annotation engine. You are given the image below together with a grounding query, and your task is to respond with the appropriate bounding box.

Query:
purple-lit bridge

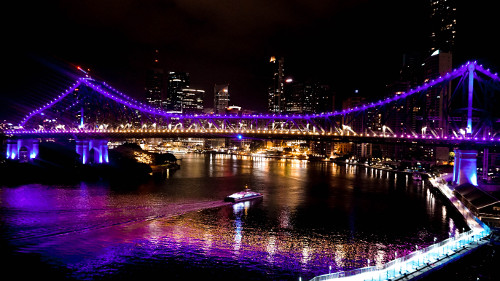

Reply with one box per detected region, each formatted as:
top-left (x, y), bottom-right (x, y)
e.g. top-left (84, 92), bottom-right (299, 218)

top-left (2, 62), bottom-right (497, 281)
top-left (2, 61), bottom-right (500, 183)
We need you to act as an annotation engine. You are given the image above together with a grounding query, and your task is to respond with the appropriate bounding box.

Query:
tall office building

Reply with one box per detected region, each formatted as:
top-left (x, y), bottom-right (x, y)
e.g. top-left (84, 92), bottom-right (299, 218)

top-left (268, 56), bottom-right (286, 113)
top-left (429, 0), bottom-right (457, 53)
top-left (181, 88), bottom-right (205, 114)
top-left (214, 84), bottom-right (230, 114)
top-left (427, 0), bottom-right (456, 129)
top-left (145, 49), bottom-right (164, 109)
top-left (285, 81), bottom-right (307, 114)
top-left (311, 83), bottom-right (334, 114)
top-left (167, 72), bottom-right (190, 112)
top-left (285, 79), bottom-right (334, 114)
top-left (424, 51), bottom-right (452, 136)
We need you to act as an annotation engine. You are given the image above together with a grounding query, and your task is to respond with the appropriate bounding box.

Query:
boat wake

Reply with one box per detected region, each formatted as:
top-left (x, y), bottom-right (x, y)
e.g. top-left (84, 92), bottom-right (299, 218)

top-left (6, 200), bottom-right (232, 241)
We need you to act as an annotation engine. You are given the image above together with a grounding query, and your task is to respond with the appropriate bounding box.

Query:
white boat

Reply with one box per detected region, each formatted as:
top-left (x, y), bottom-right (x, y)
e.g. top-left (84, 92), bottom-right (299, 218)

top-left (224, 189), bottom-right (263, 203)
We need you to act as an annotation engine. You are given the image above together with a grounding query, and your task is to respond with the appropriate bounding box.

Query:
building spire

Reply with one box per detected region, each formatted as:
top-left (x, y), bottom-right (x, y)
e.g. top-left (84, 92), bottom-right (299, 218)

top-left (153, 49), bottom-right (160, 65)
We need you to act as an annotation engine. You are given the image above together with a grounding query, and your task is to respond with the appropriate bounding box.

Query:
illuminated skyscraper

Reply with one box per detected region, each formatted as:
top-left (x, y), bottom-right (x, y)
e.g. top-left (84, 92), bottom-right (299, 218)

top-left (214, 84), bottom-right (229, 114)
top-left (424, 50), bottom-right (452, 136)
top-left (285, 79), bottom-right (334, 114)
top-left (429, 0), bottom-right (457, 53)
top-left (284, 82), bottom-right (314, 114)
top-left (181, 88), bottom-right (205, 114)
top-left (268, 56), bottom-right (286, 113)
top-left (411, 0), bottom-right (456, 135)
top-left (145, 49), bottom-right (164, 109)
top-left (167, 72), bottom-right (190, 112)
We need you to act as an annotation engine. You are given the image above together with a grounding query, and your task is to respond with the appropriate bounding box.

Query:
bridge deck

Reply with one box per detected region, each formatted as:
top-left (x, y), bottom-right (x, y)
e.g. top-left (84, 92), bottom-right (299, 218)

top-left (4, 129), bottom-right (500, 148)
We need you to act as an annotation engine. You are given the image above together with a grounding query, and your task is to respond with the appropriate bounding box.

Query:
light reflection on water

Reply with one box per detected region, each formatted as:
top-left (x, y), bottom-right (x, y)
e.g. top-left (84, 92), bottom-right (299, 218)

top-left (0, 154), bottom-right (468, 280)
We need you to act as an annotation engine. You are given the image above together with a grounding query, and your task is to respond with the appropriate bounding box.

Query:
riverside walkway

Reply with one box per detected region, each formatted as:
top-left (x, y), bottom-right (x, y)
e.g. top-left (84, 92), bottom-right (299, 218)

top-left (309, 175), bottom-right (491, 281)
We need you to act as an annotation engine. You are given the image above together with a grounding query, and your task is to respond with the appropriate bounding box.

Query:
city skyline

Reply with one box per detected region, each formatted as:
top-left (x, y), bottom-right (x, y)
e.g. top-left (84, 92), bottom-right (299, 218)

top-left (1, 1), bottom-right (499, 122)
top-left (2, 2), bottom-right (499, 280)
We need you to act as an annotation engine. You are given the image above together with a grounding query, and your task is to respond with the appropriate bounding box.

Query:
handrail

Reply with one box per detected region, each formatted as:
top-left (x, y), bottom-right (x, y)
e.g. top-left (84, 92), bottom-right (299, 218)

top-left (309, 175), bottom-right (491, 281)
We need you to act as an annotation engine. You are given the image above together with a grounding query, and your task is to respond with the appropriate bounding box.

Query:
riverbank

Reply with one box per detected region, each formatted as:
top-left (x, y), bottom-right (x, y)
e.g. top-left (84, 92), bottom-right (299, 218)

top-left (0, 142), bottom-right (181, 185)
top-left (413, 176), bottom-right (500, 281)
top-left (308, 173), bottom-right (492, 281)
top-left (416, 239), bottom-right (500, 281)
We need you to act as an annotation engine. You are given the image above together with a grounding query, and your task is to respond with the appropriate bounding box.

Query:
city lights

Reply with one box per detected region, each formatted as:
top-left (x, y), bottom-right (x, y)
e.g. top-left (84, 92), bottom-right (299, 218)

top-left (14, 61), bottom-right (489, 133)
top-left (3, 1), bottom-right (500, 281)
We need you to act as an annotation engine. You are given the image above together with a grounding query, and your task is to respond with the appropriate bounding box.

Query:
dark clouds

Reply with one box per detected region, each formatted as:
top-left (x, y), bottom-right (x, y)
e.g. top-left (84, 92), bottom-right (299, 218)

top-left (2, 0), bottom-right (499, 122)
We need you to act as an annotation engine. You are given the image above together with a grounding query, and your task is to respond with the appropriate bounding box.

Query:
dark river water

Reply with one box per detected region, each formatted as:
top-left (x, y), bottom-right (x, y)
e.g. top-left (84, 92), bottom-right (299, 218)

top-left (0, 154), bottom-right (468, 280)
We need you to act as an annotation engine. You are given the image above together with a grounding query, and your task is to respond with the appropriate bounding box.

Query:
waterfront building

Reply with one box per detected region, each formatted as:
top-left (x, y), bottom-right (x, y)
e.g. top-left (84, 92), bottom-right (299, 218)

top-left (167, 72), bottom-right (190, 112)
top-left (145, 49), bottom-right (164, 109)
top-left (309, 141), bottom-right (333, 158)
top-left (214, 84), bottom-right (230, 114)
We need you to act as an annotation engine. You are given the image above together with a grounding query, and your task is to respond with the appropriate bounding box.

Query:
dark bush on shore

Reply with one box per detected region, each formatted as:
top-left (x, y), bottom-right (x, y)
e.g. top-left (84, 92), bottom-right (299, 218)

top-left (0, 142), bottom-right (177, 184)
top-left (1, 142), bottom-right (81, 184)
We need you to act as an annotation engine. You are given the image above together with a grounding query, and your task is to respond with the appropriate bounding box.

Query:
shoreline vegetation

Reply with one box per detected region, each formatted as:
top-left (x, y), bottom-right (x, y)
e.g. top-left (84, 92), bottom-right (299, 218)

top-left (0, 142), bottom-right (179, 185)
top-left (1, 139), bottom-right (455, 185)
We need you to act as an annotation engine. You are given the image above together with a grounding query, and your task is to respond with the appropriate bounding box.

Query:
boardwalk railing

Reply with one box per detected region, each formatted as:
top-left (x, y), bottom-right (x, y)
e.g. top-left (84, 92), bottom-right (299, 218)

top-left (309, 175), bottom-right (491, 281)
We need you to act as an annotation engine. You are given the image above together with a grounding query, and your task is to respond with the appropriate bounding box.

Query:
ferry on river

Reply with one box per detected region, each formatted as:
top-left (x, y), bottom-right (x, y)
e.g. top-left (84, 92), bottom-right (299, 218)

top-left (224, 187), bottom-right (263, 203)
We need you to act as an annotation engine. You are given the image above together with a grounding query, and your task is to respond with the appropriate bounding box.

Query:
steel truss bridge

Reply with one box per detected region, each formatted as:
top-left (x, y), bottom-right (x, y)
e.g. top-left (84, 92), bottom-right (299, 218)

top-left (3, 61), bottom-right (500, 147)
top-left (2, 62), bottom-right (497, 281)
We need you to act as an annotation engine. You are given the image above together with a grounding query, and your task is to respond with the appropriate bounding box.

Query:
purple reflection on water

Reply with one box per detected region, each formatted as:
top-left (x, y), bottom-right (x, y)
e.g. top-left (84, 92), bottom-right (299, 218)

top-left (1, 156), bottom-right (467, 280)
top-left (1, 198), bottom-right (434, 280)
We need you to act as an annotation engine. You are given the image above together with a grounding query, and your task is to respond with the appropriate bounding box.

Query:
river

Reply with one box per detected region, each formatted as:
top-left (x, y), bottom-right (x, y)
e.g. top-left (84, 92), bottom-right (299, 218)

top-left (0, 154), bottom-right (468, 280)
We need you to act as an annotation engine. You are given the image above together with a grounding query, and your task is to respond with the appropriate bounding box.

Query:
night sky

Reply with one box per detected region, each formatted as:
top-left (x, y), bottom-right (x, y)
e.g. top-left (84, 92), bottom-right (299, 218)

top-left (1, 0), bottom-right (499, 123)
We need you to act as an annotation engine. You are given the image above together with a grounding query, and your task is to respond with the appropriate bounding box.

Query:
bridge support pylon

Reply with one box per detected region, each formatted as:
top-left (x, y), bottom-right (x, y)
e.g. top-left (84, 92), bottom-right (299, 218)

top-left (5, 139), bottom-right (39, 162)
top-left (452, 149), bottom-right (477, 186)
top-left (76, 139), bottom-right (109, 164)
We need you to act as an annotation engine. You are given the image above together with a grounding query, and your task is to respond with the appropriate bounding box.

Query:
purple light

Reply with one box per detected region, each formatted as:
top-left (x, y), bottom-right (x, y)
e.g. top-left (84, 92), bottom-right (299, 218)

top-left (13, 60), bottom-right (499, 146)
top-left (20, 80), bottom-right (84, 127)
